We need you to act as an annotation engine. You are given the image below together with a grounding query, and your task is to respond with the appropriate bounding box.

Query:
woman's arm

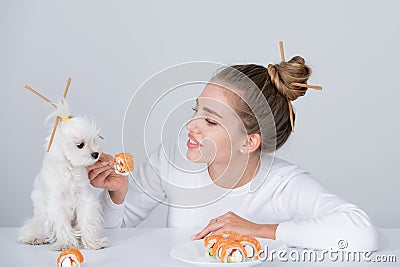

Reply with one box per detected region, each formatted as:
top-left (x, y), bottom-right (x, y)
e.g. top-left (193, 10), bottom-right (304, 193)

top-left (87, 152), bottom-right (129, 204)
top-left (274, 173), bottom-right (380, 251)
top-left (89, 149), bottom-right (167, 228)
top-left (193, 169), bottom-right (379, 251)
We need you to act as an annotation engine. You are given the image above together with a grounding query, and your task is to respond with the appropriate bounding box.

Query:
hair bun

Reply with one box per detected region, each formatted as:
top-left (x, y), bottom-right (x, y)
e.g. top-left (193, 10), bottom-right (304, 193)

top-left (267, 56), bottom-right (312, 101)
top-left (288, 55), bottom-right (305, 65)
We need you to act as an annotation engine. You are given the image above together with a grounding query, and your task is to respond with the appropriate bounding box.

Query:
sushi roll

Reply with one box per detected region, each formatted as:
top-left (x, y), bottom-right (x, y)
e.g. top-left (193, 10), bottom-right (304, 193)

top-left (212, 237), bottom-right (233, 260)
top-left (220, 231), bottom-right (240, 240)
top-left (219, 242), bottom-right (246, 263)
top-left (202, 231), bottom-right (263, 262)
top-left (57, 248), bottom-right (84, 267)
top-left (204, 234), bottom-right (222, 257)
top-left (99, 152), bottom-right (134, 176)
top-left (113, 153), bottom-right (134, 175)
top-left (238, 235), bottom-right (263, 259)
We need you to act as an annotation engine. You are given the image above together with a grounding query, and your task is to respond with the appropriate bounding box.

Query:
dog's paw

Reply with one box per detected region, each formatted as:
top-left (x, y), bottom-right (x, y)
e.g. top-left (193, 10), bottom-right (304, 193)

top-left (18, 236), bottom-right (49, 246)
top-left (50, 236), bottom-right (80, 251)
top-left (80, 236), bottom-right (109, 250)
top-left (50, 241), bottom-right (79, 251)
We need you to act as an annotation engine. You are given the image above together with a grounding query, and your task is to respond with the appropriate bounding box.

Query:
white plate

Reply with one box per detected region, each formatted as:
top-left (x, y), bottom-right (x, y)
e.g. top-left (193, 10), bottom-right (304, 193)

top-left (170, 238), bottom-right (286, 266)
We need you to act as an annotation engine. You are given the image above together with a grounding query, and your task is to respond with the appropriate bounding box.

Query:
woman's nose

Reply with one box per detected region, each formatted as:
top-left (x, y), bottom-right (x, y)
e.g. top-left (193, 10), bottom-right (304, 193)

top-left (186, 116), bottom-right (200, 132)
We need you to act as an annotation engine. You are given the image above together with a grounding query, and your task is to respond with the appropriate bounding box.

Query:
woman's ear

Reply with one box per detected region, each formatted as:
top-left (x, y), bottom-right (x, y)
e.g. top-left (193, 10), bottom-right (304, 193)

top-left (241, 133), bottom-right (261, 153)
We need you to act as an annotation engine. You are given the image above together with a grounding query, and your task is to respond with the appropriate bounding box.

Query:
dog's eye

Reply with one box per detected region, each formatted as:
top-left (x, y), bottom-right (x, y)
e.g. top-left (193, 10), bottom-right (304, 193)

top-left (77, 143), bottom-right (85, 149)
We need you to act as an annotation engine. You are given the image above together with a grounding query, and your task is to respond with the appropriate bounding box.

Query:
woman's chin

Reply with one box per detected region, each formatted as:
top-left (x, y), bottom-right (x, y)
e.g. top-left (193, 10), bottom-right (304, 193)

top-left (186, 149), bottom-right (216, 164)
top-left (186, 150), bottom-right (202, 162)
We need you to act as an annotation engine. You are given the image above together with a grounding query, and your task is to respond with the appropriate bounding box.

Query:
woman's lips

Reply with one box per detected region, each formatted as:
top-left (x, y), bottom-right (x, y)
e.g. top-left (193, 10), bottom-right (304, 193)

top-left (187, 134), bottom-right (201, 149)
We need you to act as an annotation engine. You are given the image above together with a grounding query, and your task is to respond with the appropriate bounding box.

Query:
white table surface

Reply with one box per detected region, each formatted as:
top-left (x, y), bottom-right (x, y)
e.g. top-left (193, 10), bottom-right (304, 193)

top-left (0, 228), bottom-right (398, 266)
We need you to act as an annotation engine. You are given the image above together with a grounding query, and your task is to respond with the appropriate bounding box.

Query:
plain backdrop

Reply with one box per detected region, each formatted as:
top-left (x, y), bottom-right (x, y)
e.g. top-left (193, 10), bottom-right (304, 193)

top-left (0, 0), bottom-right (399, 228)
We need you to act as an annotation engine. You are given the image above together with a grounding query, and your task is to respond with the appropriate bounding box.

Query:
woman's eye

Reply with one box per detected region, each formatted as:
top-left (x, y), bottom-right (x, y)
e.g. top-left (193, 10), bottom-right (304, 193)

top-left (205, 118), bottom-right (217, 126)
top-left (77, 143), bottom-right (85, 149)
top-left (192, 106), bottom-right (198, 112)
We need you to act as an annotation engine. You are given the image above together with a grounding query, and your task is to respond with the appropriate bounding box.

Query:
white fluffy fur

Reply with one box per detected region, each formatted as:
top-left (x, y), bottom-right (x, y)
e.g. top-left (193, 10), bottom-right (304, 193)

top-left (18, 102), bottom-right (108, 250)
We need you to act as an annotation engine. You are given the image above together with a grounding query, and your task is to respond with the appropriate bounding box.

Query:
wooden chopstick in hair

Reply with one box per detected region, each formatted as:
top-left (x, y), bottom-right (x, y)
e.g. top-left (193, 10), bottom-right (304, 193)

top-left (47, 117), bottom-right (60, 151)
top-left (23, 85), bottom-right (57, 109)
top-left (291, 82), bottom-right (322, 90)
top-left (287, 100), bottom-right (294, 133)
top-left (279, 41), bottom-right (285, 62)
top-left (63, 77), bottom-right (72, 99)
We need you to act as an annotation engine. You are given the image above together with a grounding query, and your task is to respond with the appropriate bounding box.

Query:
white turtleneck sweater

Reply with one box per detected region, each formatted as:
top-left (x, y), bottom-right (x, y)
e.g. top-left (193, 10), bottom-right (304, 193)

top-left (100, 138), bottom-right (379, 251)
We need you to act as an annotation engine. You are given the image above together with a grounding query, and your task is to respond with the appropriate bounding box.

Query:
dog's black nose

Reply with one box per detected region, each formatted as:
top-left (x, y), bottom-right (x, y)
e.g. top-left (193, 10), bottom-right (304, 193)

top-left (91, 152), bottom-right (99, 159)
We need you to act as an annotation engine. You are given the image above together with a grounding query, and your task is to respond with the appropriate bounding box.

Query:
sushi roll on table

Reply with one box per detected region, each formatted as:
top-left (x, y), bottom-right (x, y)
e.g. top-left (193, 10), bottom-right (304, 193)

top-left (238, 235), bottom-right (263, 259)
top-left (219, 242), bottom-right (246, 263)
top-left (220, 231), bottom-right (240, 240)
top-left (57, 248), bottom-right (84, 267)
top-left (204, 234), bottom-right (222, 257)
top-left (212, 237), bottom-right (233, 260)
top-left (202, 231), bottom-right (263, 263)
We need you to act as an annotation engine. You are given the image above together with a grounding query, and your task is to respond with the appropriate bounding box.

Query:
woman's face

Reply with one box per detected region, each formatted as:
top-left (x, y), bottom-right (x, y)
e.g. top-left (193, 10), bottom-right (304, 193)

top-left (185, 84), bottom-right (247, 164)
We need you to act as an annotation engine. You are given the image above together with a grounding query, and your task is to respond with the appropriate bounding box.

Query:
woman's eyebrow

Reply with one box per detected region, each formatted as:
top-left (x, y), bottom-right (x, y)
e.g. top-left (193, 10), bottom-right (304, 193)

top-left (203, 107), bottom-right (223, 118)
top-left (196, 98), bottom-right (223, 118)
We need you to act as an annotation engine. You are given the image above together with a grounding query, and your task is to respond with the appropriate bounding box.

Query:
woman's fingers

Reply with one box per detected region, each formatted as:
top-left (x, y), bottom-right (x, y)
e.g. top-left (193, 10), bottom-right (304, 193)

top-left (192, 211), bottom-right (258, 240)
top-left (87, 160), bottom-right (111, 172)
top-left (86, 153), bottom-right (129, 200)
top-left (90, 169), bottom-right (115, 189)
top-left (89, 164), bottom-right (114, 187)
top-left (192, 223), bottom-right (222, 240)
top-left (99, 152), bottom-right (114, 162)
top-left (88, 164), bottom-right (113, 181)
top-left (88, 152), bottom-right (114, 172)
top-left (87, 161), bottom-right (103, 172)
top-left (192, 216), bottom-right (227, 240)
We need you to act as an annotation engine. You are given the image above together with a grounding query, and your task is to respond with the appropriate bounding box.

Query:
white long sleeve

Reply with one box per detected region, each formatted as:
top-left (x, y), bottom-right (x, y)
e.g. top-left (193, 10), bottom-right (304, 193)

top-left (100, 138), bottom-right (379, 251)
top-left (100, 190), bottom-right (125, 228)
top-left (101, 146), bottom-right (167, 228)
top-left (272, 170), bottom-right (379, 250)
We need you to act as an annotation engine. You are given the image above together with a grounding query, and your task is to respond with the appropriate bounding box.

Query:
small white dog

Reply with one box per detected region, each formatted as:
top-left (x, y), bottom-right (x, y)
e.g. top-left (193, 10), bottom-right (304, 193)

top-left (18, 100), bottom-right (108, 250)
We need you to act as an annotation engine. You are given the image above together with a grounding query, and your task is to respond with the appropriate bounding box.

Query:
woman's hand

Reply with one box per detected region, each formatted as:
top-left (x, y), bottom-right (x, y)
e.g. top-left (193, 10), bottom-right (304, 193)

top-left (192, 211), bottom-right (278, 240)
top-left (87, 153), bottom-right (128, 205)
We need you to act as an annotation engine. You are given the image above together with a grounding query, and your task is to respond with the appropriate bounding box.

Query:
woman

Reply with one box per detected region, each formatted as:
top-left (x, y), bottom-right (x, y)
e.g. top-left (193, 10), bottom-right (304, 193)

top-left (88, 55), bottom-right (379, 250)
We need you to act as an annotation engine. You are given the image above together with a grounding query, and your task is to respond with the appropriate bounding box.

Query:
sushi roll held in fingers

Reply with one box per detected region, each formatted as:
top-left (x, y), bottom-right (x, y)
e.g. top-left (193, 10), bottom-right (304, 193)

top-left (113, 153), bottom-right (134, 175)
top-left (220, 242), bottom-right (246, 263)
top-left (99, 152), bottom-right (134, 176)
top-left (57, 248), bottom-right (84, 267)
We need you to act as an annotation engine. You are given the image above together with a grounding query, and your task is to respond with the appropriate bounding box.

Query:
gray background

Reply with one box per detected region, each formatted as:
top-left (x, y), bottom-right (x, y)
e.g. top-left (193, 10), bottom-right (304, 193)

top-left (1, 0), bottom-right (399, 228)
